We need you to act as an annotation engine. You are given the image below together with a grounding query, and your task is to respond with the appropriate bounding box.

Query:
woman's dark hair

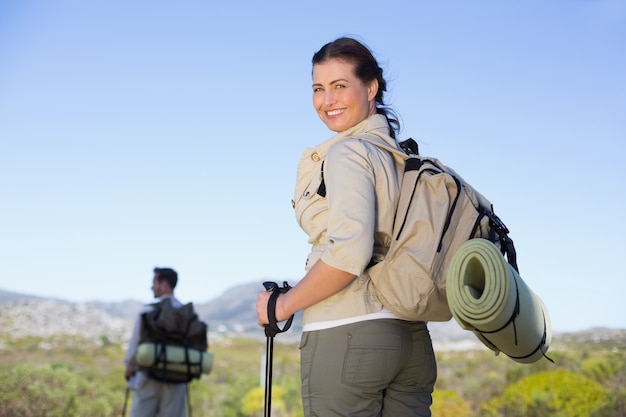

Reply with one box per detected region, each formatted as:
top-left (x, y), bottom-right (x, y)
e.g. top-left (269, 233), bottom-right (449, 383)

top-left (312, 37), bottom-right (400, 139)
top-left (154, 267), bottom-right (178, 289)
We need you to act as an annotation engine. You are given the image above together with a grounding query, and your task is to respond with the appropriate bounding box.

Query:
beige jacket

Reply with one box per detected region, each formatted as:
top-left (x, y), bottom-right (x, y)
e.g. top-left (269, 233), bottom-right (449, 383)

top-left (294, 114), bottom-right (407, 327)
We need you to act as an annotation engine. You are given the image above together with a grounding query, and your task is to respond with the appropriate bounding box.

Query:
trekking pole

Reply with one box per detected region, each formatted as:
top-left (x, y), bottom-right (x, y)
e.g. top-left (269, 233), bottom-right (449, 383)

top-left (262, 281), bottom-right (293, 417)
top-left (121, 387), bottom-right (130, 417)
top-left (186, 383), bottom-right (192, 417)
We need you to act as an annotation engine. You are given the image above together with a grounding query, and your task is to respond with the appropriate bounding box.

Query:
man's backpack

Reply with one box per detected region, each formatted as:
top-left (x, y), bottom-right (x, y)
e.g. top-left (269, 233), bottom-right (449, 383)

top-left (138, 297), bottom-right (209, 383)
top-left (366, 138), bottom-right (518, 321)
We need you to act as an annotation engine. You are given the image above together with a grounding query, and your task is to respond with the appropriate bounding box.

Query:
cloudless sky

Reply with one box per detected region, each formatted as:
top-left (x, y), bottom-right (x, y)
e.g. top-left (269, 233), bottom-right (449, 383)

top-left (1, 0), bottom-right (624, 332)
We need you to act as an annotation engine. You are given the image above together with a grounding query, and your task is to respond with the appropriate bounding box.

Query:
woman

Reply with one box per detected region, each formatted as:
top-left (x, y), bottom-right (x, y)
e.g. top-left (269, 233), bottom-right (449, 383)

top-left (256, 37), bottom-right (437, 417)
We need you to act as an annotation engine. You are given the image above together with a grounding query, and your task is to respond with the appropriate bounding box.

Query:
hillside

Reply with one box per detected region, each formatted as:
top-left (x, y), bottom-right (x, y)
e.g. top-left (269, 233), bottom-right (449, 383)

top-left (1, 285), bottom-right (625, 352)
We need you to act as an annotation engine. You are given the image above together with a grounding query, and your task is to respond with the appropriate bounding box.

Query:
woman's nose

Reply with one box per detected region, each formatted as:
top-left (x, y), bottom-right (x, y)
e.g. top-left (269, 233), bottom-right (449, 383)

top-left (323, 91), bottom-right (336, 105)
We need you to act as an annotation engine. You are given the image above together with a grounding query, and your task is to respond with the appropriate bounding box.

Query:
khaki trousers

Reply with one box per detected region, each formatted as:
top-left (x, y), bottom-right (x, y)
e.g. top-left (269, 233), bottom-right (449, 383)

top-left (129, 376), bottom-right (187, 417)
top-left (299, 319), bottom-right (436, 417)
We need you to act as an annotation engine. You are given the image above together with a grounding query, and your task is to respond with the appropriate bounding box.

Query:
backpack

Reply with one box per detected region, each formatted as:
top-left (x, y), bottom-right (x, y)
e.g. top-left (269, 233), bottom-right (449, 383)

top-left (366, 138), bottom-right (518, 321)
top-left (138, 297), bottom-right (209, 383)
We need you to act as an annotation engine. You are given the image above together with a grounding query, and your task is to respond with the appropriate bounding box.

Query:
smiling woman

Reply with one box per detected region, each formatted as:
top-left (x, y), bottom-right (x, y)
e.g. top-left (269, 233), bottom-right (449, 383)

top-left (311, 37), bottom-right (400, 138)
top-left (312, 59), bottom-right (378, 133)
top-left (255, 37), bottom-right (437, 417)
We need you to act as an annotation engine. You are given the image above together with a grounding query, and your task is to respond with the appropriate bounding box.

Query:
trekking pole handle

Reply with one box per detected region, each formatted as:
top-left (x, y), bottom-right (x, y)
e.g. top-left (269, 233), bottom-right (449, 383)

top-left (263, 281), bottom-right (279, 292)
top-left (262, 281), bottom-right (294, 337)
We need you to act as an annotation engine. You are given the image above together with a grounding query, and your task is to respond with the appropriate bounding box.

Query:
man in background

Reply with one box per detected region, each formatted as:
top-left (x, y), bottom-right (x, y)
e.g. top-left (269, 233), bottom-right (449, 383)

top-left (124, 267), bottom-right (188, 417)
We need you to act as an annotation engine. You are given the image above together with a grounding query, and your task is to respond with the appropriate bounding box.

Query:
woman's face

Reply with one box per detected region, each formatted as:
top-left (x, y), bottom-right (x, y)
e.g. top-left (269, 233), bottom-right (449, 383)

top-left (312, 58), bottom-right (378, 133)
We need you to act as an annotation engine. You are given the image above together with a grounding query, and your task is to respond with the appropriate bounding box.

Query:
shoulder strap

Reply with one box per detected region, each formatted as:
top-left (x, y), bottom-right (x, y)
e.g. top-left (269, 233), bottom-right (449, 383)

top-left (316, 135), bottom-right (414, 198)
top-left (317, 161), bottom-right (326, 197)
top-left (398, 138), bottom-right (419, 156)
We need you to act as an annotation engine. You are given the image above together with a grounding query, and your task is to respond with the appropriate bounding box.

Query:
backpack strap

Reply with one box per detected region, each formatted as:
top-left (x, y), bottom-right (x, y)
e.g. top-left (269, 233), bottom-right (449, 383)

top-left (317, 161), bottom-right (326, 197)
top-left (485, 209), bottom-right (519, 272)
top-left (316, 134), bottom-right (409, 199)
top-left (398, 138), bottom-right (419, 156)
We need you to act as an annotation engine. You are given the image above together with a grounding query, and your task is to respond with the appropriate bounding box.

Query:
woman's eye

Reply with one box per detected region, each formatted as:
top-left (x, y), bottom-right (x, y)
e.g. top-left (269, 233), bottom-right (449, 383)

top-left (335, 84), bottom-right (346, 89)
top-left (313, 87), bottom-right (323, 92)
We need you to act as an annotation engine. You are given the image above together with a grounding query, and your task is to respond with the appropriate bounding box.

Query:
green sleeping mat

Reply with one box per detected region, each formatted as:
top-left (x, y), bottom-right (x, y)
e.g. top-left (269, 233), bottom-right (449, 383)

top-left (136, 342), bottom-right (214, 375)
top-left (446, 238), bottom-right (551, 363)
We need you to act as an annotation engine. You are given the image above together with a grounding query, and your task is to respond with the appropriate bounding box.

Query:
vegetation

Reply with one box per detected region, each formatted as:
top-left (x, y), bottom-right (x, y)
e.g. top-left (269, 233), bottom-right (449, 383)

top-left (0, 332), bottom-right (624, 417)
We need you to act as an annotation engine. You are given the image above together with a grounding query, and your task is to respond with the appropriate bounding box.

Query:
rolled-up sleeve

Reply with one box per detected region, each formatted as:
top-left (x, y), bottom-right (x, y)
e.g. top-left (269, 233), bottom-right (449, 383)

top-left (321, 139), bottom-right (377, 275)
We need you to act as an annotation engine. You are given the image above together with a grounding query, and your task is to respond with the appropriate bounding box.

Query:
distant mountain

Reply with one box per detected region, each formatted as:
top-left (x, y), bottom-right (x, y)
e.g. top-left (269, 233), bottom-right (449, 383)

top-left (0, 283), bottom-right (293, 344)
top-left (192, 282), bottom-right (305, 336)
top-left (85, 299), bottom-right (145, 319)
top-left (0, 298), bottom-right (131, 343)
top-left (0, 289), bottom-right (47, 304)
top-left (0, 283), bottom-right (471, 346)
top-left (2, 284), bottom-right (625, 351)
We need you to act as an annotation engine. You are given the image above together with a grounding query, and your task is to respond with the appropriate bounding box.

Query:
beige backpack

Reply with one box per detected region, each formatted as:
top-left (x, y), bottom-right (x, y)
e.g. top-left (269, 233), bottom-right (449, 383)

top-left (366, 138), bottom-right (518, 321)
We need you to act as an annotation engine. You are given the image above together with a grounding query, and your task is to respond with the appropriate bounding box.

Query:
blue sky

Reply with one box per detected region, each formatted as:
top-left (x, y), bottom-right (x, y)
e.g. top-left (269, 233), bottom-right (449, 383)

top-left (1, 0), bottom-right (624, 332)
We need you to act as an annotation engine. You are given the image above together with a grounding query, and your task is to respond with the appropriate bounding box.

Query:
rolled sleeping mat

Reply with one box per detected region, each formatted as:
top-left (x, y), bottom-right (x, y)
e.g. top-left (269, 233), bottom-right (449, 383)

top-left (136, 342), bottom-right (214, 375)
top-left (446, 238), bottom-right (551, 363)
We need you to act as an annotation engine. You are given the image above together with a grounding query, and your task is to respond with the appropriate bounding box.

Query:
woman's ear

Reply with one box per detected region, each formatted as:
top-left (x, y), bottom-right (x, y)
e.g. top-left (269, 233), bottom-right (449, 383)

top-left (367, 78), bottom-right (379, 102)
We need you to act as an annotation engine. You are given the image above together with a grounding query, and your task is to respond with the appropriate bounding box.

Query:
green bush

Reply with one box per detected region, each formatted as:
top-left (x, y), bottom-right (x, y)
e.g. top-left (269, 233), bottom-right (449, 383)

top-left (0, 363), bottom-right (123, 417)
top-left (431, 389), bottom-right (474, 417)
top-left (481, 369), bottom-right (611, 417)
top-left (0, 333), bottom-right (623, 417)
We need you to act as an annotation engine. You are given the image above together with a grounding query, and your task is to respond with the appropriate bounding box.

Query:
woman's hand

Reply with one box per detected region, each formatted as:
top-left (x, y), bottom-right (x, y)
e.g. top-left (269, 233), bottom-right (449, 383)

top-left (256, 291), bottom-right (271, 327)
top-left (257, 289), bottom-right (293, 327)
top-left (255, 260), bottom-right (357, 327)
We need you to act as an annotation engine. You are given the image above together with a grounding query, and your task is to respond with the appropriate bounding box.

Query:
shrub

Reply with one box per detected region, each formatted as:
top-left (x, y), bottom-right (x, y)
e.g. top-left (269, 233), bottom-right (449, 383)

top-left (0, 363), bottom-right (122, 417)
top-left (481, 369), bottom-right (611, 417)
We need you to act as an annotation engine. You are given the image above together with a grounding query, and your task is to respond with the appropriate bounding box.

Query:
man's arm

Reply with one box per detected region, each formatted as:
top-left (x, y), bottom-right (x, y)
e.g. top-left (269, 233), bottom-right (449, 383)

top-left (123, 305), bottom-right (152, 380)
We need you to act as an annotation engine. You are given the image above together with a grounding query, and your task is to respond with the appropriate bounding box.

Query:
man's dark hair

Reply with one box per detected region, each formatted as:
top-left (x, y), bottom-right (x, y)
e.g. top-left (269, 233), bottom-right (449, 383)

top-left (153, 267), bottom-right (178, 289)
